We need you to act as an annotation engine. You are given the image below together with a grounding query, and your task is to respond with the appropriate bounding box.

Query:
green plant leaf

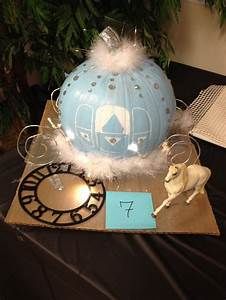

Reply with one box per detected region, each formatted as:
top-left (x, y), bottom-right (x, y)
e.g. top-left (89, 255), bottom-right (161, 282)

top-left (75, 5), bottom-right (86, 29)
top-left (0, 102), bottom-right (12, 136)
top-left (84, 0), bottom-right (99, 17)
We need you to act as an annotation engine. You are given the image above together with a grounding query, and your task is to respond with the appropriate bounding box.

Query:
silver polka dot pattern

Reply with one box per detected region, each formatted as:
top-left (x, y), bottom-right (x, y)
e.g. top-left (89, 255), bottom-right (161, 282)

top-left (134, 84), bottom-right (140, 89)
top-left (108, 84), bottom-right (116, 90)
top-left (73, 75), bottom-right (79, 81)
top-left (154, 83), bottom-right (159, 89)
top-left (91, 82), bottom-right (96, 86)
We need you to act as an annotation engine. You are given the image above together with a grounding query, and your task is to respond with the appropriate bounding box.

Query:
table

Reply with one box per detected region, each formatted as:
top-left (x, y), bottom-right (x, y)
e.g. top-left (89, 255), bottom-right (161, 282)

top-left (1, 62), bottom-right (226, 300)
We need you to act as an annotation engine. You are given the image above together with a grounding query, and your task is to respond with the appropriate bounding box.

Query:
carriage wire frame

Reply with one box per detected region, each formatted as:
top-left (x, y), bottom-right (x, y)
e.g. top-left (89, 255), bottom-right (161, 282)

top-left (17, 90), bottom-right (201, 221)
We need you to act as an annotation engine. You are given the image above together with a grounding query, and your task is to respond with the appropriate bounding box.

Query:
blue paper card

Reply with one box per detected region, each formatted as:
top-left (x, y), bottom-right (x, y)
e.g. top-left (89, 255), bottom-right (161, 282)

top-left (106, 191), bottom-right (156, 230)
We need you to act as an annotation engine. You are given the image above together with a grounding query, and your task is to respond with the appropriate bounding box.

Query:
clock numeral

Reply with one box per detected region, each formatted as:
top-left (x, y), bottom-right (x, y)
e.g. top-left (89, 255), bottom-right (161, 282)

top-left (22, 180), bottom-right (39, 191)
top-left (47, 163), bottom-right (72, 174)
top-left (87, 204), bottom-right (98, 214)
top-left (70, 211), bottom-right (82, 223)
top-left (90, 192), bottom-right (104, 201)
top-left (31, 205), bottom-right (48, 218)
top-left (65, 164), bottom-right (72, 173)
top-left (21, 195), bottom-right (36, 205)
top-left (87, 180), bottom-right (97, 186)
top-left (51, 211), bottom-right (64, 224)
top-left (19, 163), bottom-right (105, 226)
top-left (89, 180), bottom-right (102, 186)
top-left (22, 170), bottom-right (48, 191)
top-left (30, 170), bottom-right (46, 181)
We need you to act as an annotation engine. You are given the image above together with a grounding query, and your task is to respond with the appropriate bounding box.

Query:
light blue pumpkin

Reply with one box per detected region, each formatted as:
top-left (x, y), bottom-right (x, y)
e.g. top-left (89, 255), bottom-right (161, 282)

top-left (58, 59), bottom-right (176, 158)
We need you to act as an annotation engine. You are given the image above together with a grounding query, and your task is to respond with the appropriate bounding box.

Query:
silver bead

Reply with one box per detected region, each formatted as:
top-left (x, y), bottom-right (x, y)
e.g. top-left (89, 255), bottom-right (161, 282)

top-left (109, 138), bottom-right (117, 144)
top-left (108, 84), bottom-right (116, 90)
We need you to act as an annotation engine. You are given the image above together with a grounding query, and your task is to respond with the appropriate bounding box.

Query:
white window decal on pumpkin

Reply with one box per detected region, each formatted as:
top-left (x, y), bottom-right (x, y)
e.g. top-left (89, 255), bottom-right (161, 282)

top-left (95, 105), bottom-right (130, 134)
top-left (75, 104), bottom-right (94, 145)
top-left (127, 143), bottom-right (138, 152)
top-left (132, 107), bottom-right (151, 136)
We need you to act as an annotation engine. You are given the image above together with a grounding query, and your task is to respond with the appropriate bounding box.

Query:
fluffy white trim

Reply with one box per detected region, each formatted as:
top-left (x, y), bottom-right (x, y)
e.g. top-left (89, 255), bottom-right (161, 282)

top-left (170, 109), bottom-right (194, 134)
top-left (54, 131), bottom-right (167, 180)
top-left (88, 39), bottom-right (146, 73)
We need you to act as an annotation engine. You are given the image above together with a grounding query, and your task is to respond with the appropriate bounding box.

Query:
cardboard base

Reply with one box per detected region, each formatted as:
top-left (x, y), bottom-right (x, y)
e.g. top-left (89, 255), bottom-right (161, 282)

top-left (5, 102), bottom-right (220, 235)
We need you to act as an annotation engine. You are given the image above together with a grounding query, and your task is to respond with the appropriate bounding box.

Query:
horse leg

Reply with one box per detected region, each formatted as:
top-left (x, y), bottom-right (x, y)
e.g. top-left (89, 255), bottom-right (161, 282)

top-left (186, 188), bottom-right (202, 204)
top-left (165, 194), bottom-right (173, 207)
top-left (188, 173), bottom-right (210, 201)
top-left (152, 194), bottom-right (177, 217)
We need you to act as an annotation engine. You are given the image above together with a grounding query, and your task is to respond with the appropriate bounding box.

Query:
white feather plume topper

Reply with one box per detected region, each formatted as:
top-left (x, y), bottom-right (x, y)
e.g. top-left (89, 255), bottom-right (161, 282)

top-left (88, 39), bottom-right (146, 73)
top-left (54, 131), bottom-right (167, 180)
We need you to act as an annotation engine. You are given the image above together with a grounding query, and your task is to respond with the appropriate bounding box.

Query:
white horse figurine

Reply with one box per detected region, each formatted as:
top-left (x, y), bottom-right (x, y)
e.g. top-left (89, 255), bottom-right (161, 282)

top-left (152, 163), bottom-right (211, 217)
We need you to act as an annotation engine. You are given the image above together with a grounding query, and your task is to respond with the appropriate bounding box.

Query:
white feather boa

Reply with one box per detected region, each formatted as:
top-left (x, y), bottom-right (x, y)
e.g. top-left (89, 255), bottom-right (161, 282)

top-left (88, 39), bottom-right (146, 73)
top-left (54, 131), bottom-right (168, 180)
top-left (170, 109), bottom-right (194, 134)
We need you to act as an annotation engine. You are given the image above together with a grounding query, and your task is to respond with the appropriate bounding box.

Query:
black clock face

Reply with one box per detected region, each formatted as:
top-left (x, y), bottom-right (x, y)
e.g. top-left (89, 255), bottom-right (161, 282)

top-left (18, 163), bottom-right (105, 226)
